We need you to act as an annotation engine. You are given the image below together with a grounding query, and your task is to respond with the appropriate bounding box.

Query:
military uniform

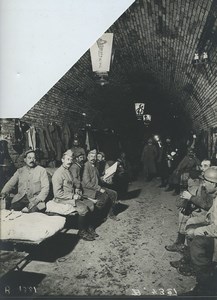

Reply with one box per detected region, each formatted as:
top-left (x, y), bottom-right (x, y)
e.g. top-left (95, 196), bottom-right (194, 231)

top-left (82, 161), bottom-right (118, 219)
top-left (52, 165), bottom-right (90, 216)
top-left (1, 165), bottom-right (49, 211)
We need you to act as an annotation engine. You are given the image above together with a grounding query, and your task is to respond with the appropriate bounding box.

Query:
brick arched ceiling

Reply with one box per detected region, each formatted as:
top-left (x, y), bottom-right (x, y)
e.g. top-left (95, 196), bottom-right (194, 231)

top-left (25, 0), bottom-right (217, 137)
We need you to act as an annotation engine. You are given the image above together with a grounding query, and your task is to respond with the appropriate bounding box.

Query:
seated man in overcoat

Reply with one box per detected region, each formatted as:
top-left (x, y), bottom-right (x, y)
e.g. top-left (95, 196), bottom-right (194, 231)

top-left (52, 149), bottom-right (96, 241)
top-left (1, 149), bottom-right (49, 213)
top-left (82, 149), bottom-right (119, 221)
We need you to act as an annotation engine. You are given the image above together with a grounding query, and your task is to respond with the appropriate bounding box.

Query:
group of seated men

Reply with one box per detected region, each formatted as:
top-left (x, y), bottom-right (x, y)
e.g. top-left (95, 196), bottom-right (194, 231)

top-left (1, 148), bottom-right (120, 242)
top-left (164, 158), bottom-right (217, 295)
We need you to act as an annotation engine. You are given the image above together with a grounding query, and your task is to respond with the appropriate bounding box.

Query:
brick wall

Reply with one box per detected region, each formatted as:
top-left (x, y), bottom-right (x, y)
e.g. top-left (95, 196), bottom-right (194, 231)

top-left (1, 0), bottom-right (217, 167)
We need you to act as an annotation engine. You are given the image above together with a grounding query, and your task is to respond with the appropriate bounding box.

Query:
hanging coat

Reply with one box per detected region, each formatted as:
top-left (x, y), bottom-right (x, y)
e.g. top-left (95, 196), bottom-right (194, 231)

top-left (0, 139), bottom-right (16, 189)
top-left (13, 119), bottom-right (30, 154)
top-left (25, 126), bottom-right (37, 150)
top-left (61, 123), bottom-right (71, 151)
top-left (37, 128), bottom-right (49, 158)
top-left (44, 126), bottom-right (56, 159)
top-left (48, 123), bottom-right (64, 161)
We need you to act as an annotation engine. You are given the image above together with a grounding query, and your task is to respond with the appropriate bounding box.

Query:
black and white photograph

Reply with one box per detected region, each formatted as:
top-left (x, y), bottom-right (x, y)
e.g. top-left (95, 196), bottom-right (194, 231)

top-left (0, 0), bottom-right (217, 298)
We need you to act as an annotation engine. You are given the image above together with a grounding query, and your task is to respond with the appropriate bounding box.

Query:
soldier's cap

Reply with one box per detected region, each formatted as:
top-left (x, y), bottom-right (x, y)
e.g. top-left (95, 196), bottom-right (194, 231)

top-left (74, 150), bottom-right (84, 158)
top-left (88, 149), bottom-right (97, 155)
top-left (24, 149), bottom-right (35, 157)
top-left (63, 149), bottom-right (74, 158)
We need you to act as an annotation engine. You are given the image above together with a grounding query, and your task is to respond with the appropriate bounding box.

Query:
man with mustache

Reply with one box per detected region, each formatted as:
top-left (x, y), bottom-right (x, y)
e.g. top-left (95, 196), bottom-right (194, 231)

top-left (1, 149), bottom-right (49, 212)
top-left (82, 149), bottom-right (119, 221)
top-left (52, 149), bottom-right (95, 241)
top-left (70, 150), bottom-right (100, 237)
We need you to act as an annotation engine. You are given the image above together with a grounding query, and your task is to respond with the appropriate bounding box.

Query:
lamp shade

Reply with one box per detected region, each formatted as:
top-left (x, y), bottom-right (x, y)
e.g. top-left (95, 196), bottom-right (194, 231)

top-left (135, 103), bottom-right (145, 120)
top-left (90, 33), bottom-right (114, 73)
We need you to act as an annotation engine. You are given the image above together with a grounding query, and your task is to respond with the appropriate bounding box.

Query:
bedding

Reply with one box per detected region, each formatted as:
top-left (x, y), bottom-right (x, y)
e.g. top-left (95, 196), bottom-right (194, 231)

top-left (0, 210), bottom-right (65, 243)
top-left (46, 200), bottom-right (77, 215)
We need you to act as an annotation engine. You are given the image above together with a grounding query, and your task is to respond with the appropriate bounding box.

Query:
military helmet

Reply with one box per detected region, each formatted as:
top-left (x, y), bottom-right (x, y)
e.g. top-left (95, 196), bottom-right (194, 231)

top-left (204, 166), bottom-right (217, 183)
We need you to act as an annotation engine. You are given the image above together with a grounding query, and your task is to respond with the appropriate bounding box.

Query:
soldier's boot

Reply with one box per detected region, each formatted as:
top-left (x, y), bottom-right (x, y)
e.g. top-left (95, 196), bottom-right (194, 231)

top-left (165, 233), bottom-right (186, 253)
top-left (108, 207), bottom-right (120, 221)
top-left (88, 225), bottom-right (99, 238)
top-left (78, 229), bottom-right (95, 241)
top-left (170, 257), bottom-right (188, 269)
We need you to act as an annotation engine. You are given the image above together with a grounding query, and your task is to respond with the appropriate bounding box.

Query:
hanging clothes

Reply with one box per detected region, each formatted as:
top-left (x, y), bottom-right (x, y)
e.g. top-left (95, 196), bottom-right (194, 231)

top-left (211, 128), bottom-right (217, 164)
top-left (48, 123), bottom-right (64, 161)
top-left (25, 126), bottom-right (37, 150)
top-left (61, 123), bottom-right (71, 151)
top-left (37, 128), bottom-right (49, 158)
top-left (14, 119), bottom-right (24, 144)
top-left (85, 130), bottom-right (90, 151)
top-left (13, 119), bottom-right (30, 154)
top-left (86, 129), bottom-right (97, 151)
top-left (0, 139), bottom-right (16, 189)
top-left (44, 126), bottom-right (56, 155)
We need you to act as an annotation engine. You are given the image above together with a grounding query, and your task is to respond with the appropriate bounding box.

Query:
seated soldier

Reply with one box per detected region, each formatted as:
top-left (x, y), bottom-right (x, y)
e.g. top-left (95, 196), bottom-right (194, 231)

top-left (165, 162), bottom-right (214, 254)
top-left (1, 149), bottom-right (49, 213)
top-left (96, 152), bottom-right (106, 177)
top-left (187, 159), bottom-right (211, 195)
top-left (97, 152), bottom-right (129, 199)
top-left (165, 148), bottom-right (201, 195)
top-left (181, 168), bottom-right (217, 295)
top-left (167, 166), bottom-right (217, 278)
top-left (70, 150), bottom-right (99, 237)
top-left (82, 149), bottom-right (120, 221)
top-left (52, 150), bottom-right (95, 241)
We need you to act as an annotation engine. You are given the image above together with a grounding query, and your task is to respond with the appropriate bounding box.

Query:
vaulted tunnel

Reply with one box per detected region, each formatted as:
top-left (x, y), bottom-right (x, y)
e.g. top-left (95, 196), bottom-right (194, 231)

top-left (1, 1), bottom-right (217, 297)
top-left (22, 0), bottom-right (217, 162)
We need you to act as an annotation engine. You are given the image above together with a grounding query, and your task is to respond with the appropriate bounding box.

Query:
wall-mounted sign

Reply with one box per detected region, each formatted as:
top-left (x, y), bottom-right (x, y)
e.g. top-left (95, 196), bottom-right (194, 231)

top-left (90, 33), bottom-right (114, 73)
top-left (143, 114), bottom-right (152, 126)
top-left (135, 103), bottom-right (145, 120)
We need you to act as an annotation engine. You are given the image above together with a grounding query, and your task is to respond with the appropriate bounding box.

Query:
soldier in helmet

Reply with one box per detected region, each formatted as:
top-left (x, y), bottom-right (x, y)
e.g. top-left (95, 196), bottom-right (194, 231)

top-left (165, 159), bottom-right (213, 254)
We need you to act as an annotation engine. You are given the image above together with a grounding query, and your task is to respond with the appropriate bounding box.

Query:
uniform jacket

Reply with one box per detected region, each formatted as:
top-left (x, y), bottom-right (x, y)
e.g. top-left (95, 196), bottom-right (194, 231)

top-left (176, 155), bottom-right (200, 173)
top-left (190, 186), bottom-right (216, 210)
top-left (82, 161), bottom-right (101, 198)
top-left (52, 165), bottom-right (75, 204)
top-left (1, 165), bottom-right (49, 209)
top-left (70, 162), bottom-right (83, 189)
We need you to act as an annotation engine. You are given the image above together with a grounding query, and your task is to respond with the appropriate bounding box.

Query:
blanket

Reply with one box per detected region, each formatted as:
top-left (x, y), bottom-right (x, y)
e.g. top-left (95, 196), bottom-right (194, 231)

top-left (1, 210), bottom-right (65, 243)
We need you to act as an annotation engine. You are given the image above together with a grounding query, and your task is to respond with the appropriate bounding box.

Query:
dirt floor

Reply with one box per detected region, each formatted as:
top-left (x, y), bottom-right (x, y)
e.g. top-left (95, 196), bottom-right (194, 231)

top-left (1, 177), bottom-right (196, 297)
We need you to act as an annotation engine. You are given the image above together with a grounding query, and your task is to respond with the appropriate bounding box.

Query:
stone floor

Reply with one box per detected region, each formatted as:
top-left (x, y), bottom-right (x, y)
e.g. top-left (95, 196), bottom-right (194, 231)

top-left (1, 177), bottom-right (196, 297)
